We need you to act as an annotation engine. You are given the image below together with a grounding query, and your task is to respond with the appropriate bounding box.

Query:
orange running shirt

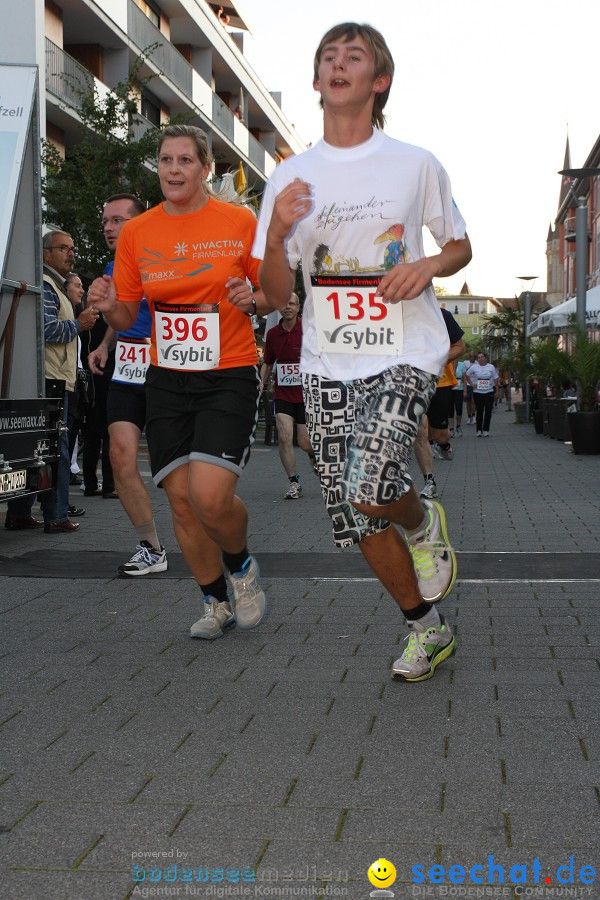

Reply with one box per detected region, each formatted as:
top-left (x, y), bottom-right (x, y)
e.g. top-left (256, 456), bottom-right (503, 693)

top-left (437, 361), bottom-right (458, 388)
top-left (113, 198), bottom-right (260, 371)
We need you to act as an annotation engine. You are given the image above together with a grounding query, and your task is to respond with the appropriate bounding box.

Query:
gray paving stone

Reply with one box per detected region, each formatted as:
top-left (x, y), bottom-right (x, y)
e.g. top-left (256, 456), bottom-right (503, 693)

top-left (342, 809), bottom-right (508, 848)
top-left (0, 871), bottom-right (133, 900)
top-left (9, 801), bottom-right (185, 836)
top-left (175, 806), bottom-right (342, 841)
top-left (0, 825), bottom-right (101, 868)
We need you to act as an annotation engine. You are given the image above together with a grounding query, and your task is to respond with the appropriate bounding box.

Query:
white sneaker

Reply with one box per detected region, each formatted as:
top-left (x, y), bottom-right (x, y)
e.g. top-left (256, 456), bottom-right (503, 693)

top-left (392, 615), bottom-right (456, 681)
top-left (118, 541), bottom-right (168, 576)
top-left (406, 500), bottom-right (456, 603)
top-left (439, 443), bottom-right (454, 460)
top-left (455, 426), bottom-right (463, 437)
top-left (284, 481), bottom-right (302, 499)
top-left (190, 598), bottom-right (235, 639)
top-left (229, 557), bottom-right (266, 629)
top-left (419, 477), bottom-right (437, 499)
top-left (482, 431), bottom-right (489, 437)
top-left (431, 442), bottom-right (442, 459)
top-left (476, 430), bottom-right (483, 437)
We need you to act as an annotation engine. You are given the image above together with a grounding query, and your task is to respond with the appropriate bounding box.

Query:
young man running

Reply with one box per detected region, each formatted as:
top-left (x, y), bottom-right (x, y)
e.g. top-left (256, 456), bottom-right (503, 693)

top-left (89, 194), bottom-right (168, 576)
top-left (253, 22), bottom-right (471, 681)
top-left (260, 292), bottom-right (315, 499)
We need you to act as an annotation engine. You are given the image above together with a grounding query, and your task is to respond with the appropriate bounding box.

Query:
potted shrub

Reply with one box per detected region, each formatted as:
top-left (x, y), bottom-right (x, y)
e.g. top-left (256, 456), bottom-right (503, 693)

top-left (566, 331), bottom-right (600, 454)
top-left (529, 340), bottom-right (572, 439)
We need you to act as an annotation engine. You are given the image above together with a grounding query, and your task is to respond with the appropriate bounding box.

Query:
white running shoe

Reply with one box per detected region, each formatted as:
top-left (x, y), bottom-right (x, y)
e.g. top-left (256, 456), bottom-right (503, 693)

top-left (482, 431), bottom-right (489, 437)
top-left (118, 541), bottom-right (168, 577)
top-left (392, 615), bottom-right (456, 681)
top-left (229, 557), bottom-right (266, 629)
top-left (190, 598), bottom-right (235, 639)
top-left (419, 477), bottom-right (437, 499)
top-left (406, 500), bottom-right (457, 603)
top-left (439, 444), bottom-right (454, 461)
top-left (476, 430), bottom-right (483, 437)
top-left (284, 481), bottom-right (302, 499)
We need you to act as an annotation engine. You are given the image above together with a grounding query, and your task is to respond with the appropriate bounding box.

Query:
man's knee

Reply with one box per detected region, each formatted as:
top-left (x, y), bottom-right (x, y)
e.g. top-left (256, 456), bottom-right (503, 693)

top-left (110, 437), bottom-right (137, 472)
top-left (275, 415), bottom-right (294, 445)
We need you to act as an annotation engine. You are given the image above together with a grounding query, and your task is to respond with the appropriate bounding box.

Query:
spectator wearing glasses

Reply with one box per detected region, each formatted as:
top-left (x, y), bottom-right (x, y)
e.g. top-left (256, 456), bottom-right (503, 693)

top-left (4, 231), bottom-right (96, 532)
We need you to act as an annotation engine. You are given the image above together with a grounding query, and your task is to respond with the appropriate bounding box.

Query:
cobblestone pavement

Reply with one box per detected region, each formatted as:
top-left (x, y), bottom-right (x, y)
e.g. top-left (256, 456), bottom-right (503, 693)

top-left (1, 402), bottom-right (599, 900)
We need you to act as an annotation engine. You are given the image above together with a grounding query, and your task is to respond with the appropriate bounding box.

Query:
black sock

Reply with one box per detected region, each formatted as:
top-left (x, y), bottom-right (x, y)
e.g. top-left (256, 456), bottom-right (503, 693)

top-left (200, 574), bottom-right (229, 603)
top-left (439, 442), bottom-right (451, 451)
top-left (289, 475), bottom-right (299, 483)
top-left (401, 600), bottom-right (433, 621)
top-left (222, 548), bottom-right (250, 575)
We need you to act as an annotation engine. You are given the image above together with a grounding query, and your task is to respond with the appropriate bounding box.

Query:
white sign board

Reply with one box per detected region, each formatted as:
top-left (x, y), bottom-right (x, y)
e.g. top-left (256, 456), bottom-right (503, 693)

top-left (0, 65), bottom-right (37, 283)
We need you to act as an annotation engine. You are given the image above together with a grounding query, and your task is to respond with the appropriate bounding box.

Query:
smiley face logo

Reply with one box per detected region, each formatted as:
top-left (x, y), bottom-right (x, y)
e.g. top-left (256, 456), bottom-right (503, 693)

top-left (367, 858), bottom-right (397, 888)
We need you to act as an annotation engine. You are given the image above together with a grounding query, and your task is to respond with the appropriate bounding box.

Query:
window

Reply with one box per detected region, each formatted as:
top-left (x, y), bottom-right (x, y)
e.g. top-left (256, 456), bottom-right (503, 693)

top-left (137, 0), bottom-right (160, 28)
top-left (141, 93), bottom-right (161, 127)
top-left (471, 326), bottom-right (479, 335)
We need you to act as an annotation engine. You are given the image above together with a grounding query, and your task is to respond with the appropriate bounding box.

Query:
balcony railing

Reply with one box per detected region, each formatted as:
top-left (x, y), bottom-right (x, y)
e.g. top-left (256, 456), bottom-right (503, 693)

top-left (212, 93), bottom-right (234, 141)
top-left (45, 38), bottom-right (94, 108)
top-left (564, 216), bottom-right (576, 235)
top-left (248, 132), bottom-right (265, 171)
top-left (129, 112), bottom-right (158, 143)
top-left (127, 0), bottom-right (192, 98)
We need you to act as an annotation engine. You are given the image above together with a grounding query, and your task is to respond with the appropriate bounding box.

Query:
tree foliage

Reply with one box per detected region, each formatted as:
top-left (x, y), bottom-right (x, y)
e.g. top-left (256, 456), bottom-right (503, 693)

top-left (483, 300), bottom-right (525, 370)
top-left (42, 58), bottom-right (165, 277)
top-left (482, 297), bottom-right (547, 383)
top-left (566, 330), bottom-right (600, 412)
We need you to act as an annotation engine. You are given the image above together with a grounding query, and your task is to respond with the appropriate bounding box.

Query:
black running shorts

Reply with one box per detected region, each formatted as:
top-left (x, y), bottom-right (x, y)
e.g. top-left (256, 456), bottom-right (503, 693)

top-left (427, 386), bottom-right (452, 430)
top-left (145, 364), bottom-right (260, 486)
top-left (107, 382), bottom-right (147, 431)
top-left (273, 399), bottom-right (306, 425)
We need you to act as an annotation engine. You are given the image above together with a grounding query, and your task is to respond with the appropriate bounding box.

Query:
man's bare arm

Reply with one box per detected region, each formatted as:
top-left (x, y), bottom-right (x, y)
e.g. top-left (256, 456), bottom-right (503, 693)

top-left (377, 235), bottom-right (473, 304)
top-left (259, 178), bottom-right (312, 310)
top-left (447, 337), bottom-right (466, 363)
top-left (88, 326), bottom-right (117, 374)
top-left (87, 275), bottom-right (140, 332)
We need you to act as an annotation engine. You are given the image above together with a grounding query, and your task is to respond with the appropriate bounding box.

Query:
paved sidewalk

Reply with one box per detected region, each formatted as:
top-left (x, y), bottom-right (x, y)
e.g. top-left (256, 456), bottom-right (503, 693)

top-left (1, 404), bottom-right (599, 900)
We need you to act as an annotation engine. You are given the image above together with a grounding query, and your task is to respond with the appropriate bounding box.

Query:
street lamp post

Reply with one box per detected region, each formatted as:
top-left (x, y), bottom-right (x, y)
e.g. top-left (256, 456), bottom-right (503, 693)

top-left (559, 167), bottom-right (600, 333)
top-left (517, 275), bottom-right (537, 423)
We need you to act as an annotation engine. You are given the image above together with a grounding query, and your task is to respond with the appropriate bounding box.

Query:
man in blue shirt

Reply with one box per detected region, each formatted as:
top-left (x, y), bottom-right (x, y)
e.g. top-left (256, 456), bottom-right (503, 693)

top-left (88, 195), bottom-right (167, 575)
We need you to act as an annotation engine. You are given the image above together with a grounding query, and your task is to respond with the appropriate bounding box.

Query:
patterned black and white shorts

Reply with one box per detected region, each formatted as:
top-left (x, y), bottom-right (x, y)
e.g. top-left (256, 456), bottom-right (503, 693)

top-left (303, 365), bottom-right (436, 549)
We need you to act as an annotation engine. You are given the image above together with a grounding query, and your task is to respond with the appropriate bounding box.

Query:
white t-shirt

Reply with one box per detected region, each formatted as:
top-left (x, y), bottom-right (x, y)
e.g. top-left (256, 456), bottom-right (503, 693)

top-left (452, 359), bottom-right (468, 390)
top-left (466, 362), bottom-right (498, 393)
top-left (252, 129), bottom-right (467, 380)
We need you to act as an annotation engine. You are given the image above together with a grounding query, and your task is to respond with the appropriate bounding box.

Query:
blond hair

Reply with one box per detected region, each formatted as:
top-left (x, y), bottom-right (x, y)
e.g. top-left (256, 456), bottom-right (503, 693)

top-left (313, 23), bottom-right (394, 130)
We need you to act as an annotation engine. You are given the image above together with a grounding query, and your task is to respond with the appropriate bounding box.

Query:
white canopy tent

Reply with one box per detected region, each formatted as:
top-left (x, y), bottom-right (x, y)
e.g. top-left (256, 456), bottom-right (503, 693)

top-left (528, 284), bottom-right (600, 336)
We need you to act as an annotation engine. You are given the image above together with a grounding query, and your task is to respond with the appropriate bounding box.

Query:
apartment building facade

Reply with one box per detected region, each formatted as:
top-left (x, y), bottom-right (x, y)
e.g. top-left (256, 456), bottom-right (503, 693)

top-left (547, 134), bottom-right (600, 306)
top-left (438, 283), bottom-right (491, 345)
top-left (5, 0), bottom-right (306, 190)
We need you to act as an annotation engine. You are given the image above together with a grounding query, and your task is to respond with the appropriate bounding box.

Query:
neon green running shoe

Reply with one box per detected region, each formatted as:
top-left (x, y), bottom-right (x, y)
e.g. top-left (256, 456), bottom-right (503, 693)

top-left (406, 499), bottom-right (457, 603)
top-left (392, 615), bottom-right (456, 681)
